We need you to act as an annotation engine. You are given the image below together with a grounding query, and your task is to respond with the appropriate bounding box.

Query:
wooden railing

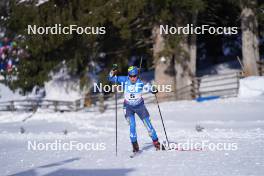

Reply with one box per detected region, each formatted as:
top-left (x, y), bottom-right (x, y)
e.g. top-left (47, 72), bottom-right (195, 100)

top-left (257, 61), bottom-right (264, 76)
top-left (175, 71), bottom-right (243, 100)
top-left (0, 98), bottom-right (84, 112)
top-left (0, 92), bottom-right (157, 112)
top-left (0, 71), bottom-right (246, 112)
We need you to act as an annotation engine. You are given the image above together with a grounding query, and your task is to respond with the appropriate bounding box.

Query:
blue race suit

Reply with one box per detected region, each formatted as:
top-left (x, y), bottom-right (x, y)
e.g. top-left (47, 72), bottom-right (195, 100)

top-left (108, 75), bottom-right (158, 143)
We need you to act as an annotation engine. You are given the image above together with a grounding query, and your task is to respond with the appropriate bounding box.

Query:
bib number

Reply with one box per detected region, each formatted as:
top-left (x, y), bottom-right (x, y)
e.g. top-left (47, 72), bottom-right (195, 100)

top-left (130, 93), bottom-right (135, 99)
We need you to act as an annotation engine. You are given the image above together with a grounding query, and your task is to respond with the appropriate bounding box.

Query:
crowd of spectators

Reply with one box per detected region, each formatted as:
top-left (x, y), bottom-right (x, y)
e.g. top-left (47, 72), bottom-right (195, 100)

top-left (0, 37), bottom-right (27, 79)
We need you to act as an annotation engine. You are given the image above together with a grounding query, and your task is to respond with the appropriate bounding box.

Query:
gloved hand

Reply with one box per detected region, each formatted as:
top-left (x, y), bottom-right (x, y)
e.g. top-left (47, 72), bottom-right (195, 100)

top-left (151, 85), bottom-right (158, 94)
top-left (109, 70), bottom-right (117, 77)
top-left (109, 64), bottom-right (118, 77)
top-left (112, 64), bottom-right (118, 71)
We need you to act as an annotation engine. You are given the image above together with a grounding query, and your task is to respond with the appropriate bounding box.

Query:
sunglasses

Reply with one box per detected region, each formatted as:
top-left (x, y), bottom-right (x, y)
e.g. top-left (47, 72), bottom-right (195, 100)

top-left (129, 75), bottom-right (137, 78)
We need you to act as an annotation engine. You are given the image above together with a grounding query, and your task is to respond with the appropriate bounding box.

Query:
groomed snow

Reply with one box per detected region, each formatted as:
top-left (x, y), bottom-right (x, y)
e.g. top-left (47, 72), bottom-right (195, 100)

top-left (0, 95), bottom-right (264, 176)
top-left (238, 76), bottom-right (264, 98)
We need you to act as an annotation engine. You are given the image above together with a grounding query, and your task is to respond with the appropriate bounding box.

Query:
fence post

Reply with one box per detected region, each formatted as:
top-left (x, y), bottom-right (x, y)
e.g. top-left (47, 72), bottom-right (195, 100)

top-left (32, 100), bottom-right (38, 112)
top-left (191, 77), bottom-right (198, 99)
top-left (75, 99), bottom-right (81, 111)
top-left (175, 88), bottom-right (179, 100)
top-left (84, 93), bottom-right (92, 107)
top-left (236, 72), bottom-right (240, 95)
top-left (257, 61), bottom-right (264, 76)
top-left (197, 78), bottom-right (201, 98)
top-left (54, 101), bottom-right (58, 112)
top-left (10, 101), bottom-right (15, 111)
top-left (99, 93), bottom-right (105, 113)
top-left (260, 62), bottom-right (263, 76)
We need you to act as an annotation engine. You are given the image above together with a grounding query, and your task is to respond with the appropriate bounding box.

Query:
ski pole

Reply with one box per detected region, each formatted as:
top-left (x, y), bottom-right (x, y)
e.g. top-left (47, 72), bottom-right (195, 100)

top-left (139, 56), bottom-right (143, 74)
top-left (115, 75), bottom-right (118, 156)
top-left (138, 56), bottom-right (143, 80)
top-left (154, 94), bottom-right (170, 144)
top-left (111, 64), bottom-right (118, 156)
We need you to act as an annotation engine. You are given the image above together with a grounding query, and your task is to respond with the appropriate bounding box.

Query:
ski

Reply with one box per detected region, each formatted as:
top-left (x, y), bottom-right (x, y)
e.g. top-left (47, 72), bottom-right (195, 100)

top-left (129, 150), bottom-right (142, 158)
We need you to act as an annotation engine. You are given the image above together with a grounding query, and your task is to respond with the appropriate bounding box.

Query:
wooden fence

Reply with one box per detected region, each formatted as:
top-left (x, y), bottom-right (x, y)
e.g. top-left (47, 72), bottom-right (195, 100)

top-left (2, 67), bottom-right (264, 112)
top-left (175, 71), bottom-right (243, 100)
top-left (257, 61), bottom-right (264, 76)
top-left (0, 98), bottom-right (84, 112)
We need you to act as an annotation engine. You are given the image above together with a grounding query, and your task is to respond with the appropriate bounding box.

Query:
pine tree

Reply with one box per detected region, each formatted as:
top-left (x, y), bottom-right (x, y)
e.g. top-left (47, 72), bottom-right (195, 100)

top-left (240, 0), bottom-right (260, 75)
top-left (227, 0), bottom-right (262, 75)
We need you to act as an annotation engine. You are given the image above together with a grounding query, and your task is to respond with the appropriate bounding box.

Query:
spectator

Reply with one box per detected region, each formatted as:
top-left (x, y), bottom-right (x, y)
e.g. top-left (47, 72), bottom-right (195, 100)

top-left (0, 37), bottom-right (27, 78)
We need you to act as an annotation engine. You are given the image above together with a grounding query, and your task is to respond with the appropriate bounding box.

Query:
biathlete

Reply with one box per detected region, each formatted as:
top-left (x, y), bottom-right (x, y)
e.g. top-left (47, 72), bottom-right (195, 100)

top-left (108, 65), bottom-right (161, 153)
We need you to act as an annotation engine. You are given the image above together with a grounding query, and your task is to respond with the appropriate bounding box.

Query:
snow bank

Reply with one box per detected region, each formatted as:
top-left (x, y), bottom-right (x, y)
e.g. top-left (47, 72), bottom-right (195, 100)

top-left (0, 83), bottom-right (23, 101)
top-left (197, 60), bottom-right (241, 76)
top-left (0, 79), bottom-right (82, 102)
top-left (0, 70), bottom-right (84, 102)
top-left (213, 61), bottom-right (241, 74)
top-left (238, 76), bottom-right (264, 98)
top-left (44, 81), bottom-right (82, 101)
top-left (44, 74), bottom-right (83, 101)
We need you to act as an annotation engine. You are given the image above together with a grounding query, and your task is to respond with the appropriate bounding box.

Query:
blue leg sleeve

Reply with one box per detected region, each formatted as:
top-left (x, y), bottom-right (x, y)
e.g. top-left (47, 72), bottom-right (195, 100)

top-left (142, 116), bottom-right (158, 141)
top-left (129, 115), bottom-right (137, 143)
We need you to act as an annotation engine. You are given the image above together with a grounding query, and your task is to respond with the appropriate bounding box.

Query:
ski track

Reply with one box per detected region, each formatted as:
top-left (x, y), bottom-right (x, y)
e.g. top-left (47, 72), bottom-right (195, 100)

top-left (0, 97), bottom-right (264, 176)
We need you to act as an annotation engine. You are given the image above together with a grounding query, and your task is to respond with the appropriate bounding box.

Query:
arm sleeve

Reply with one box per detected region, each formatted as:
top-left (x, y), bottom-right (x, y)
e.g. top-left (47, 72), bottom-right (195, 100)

top-left (108, 75), bottom-right (127, 84)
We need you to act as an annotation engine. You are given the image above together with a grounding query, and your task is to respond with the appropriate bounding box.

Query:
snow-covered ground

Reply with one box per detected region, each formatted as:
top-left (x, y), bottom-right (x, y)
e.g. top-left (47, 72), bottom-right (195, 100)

top-left (1, 94), bottom-right (264, 176)
top-left (1, 76), bottom-right (264, 176)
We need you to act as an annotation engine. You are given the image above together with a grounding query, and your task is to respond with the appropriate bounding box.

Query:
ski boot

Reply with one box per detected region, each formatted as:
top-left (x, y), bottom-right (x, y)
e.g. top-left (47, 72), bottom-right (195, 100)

top-left (153, 140), bottom-right (161, 150)
top-left (153, 140), bottom-right (166, 150)
top-left (132, 141), bottom-right (139, 153)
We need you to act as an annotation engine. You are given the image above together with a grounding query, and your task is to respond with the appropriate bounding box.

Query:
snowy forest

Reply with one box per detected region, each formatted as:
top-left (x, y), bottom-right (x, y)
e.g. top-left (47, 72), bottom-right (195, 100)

top-left (0, 0), bottom-right (263, 95)
top-left (0, 1), bottom-right (264, 176)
